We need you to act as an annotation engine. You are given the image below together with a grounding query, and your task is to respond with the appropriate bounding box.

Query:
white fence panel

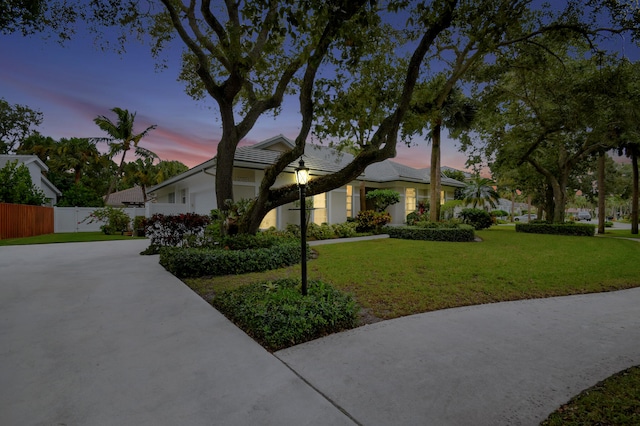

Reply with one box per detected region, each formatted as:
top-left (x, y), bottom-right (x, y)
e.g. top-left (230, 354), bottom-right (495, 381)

top-left (54, 206), bottom-right (147, 233)
top-left (146, 203), bottom-right (189, 216)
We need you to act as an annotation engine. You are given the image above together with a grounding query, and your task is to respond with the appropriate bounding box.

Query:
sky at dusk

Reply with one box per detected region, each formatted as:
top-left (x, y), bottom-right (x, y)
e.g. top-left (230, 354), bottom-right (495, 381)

top-left (1, 16), bottom-right (637, 172)
top-left (0, 24), bottom-right (467, 171)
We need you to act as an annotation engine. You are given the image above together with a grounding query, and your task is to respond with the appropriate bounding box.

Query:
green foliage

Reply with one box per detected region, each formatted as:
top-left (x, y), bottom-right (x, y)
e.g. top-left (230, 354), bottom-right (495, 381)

top-left (331, 221), bottom-right (358, 238)
top-left (307, 222), bottom-right (336, 240)
top-left (459, 208), bottom-right (493, 230)
top-left (143, 213), bottom-right (211, 251)
top-left (0, 160), bottom-right (47, 205)
top-left (159, 241), bottom-right (303, 278)
top-left (385, 225), bottom-right (475, 242)
top-left (605, 221), bottom-right (614, 228)
top-left (55, 183), bottom-right (104, 207)
top-left (491, 209), bottom-right (509, 218)
top-left (0, 98), bottom-right (43, 154)
top-left (83, 206), bottom-right (131, 234)
top-left (355, 210), bottom-right (392, 232)
top-left (461, 176), bottom-right (500, 210)
top-left (516, 223), bottom-right (596, 236)
top-left (212, 278), bottom-right (359, 351)
top-left (365, 189), bottom-right (401, 212)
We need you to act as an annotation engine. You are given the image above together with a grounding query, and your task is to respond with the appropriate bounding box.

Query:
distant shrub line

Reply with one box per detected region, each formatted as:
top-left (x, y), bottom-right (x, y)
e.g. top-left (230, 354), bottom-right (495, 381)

top-left (516, 222), bottom-right (596, 236)
top-left (385, 225), bottom-right (475, 242)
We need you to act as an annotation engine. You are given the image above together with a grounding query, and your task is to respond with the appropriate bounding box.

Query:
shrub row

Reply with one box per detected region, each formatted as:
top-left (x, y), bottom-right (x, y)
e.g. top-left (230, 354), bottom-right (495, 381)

top-left (384, 225), bottom-right (475, 242)
top-left (516, 223), bottom-right (596, 236)
top-left (144, 213), bottom-right (211, 248)
top-left (159, 240), bottom-right (303, 278)
top-left (212, 278), bottom-right (359, 351)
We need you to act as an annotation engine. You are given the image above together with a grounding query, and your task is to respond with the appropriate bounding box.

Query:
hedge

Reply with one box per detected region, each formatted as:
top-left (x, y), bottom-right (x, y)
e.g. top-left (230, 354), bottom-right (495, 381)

top-left (213, 278), bottom-right (358, 351)
top-left (384, 225), bottom-right (475, 242)
top-left (159, 241), bottom-right (304, 278)
top-left (515, 223), bottom-right (596, 236)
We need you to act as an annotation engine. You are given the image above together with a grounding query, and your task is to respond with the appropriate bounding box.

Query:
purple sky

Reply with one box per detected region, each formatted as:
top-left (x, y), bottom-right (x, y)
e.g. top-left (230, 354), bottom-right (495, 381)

top-left (1, 22), bottom-right (637, 171)
top-left (0, 26), bottom-right (465, 171)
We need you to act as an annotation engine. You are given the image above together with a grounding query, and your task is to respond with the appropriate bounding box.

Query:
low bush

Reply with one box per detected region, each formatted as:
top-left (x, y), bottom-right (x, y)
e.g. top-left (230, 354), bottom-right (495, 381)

top-left (331, 221), bottom-right (358, 238)
top-left (384, 225), bottom-right (475, 242)
top-left (159, 240), bottom-right (303, 278)
top-left (307, 222), bottom-right (336, 240)
top-left (83, 206), bottom-right (131, 235)
top-left (212, 278), bottom-right (359, 351)
top-left (355, 210), bottom-right (391, 232)
top-left (516, 222), bottom-right (596, 236)
top-left (605, 221), bottom-right (614, 228)
top-left (459, 208), bottom-right (493, 230)
top-left (143, 213), bottom-right (211, 253)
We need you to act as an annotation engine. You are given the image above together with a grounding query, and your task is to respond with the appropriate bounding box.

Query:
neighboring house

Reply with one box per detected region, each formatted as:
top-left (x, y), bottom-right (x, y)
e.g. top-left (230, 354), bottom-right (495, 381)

top-left (147, 135), bottom-right (466, 229)
top-left (0, 155), bottom-right (61, 206)
top-left (105, 185), bottom-right (146, 207)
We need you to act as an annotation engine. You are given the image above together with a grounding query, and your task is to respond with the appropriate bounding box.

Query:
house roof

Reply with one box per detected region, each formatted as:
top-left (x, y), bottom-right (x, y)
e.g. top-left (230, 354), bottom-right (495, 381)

top-left (106, 186), bottom-right (145, 206)
top-left (147, 134), bottom-right (466, 193)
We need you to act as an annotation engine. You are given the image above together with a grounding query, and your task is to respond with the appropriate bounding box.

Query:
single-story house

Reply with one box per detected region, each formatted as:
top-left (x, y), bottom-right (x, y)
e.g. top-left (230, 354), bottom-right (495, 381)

top-left (106, 185), bottom-right (146, 207)
top-left (147, 135), bottom-right (466, 229)
top-left (0, 155), bottom-right (62, 206)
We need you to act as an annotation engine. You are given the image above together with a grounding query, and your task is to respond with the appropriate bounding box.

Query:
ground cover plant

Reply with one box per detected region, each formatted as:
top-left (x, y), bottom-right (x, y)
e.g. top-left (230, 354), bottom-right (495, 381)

top-left (184, 227), bottom-right (640, 321)
top-left (212, 278), bottom-right (358, 351)
top-left (541, 366), bottom-right (640, 425)
top-left (0, 232), bottom-right (145, 245)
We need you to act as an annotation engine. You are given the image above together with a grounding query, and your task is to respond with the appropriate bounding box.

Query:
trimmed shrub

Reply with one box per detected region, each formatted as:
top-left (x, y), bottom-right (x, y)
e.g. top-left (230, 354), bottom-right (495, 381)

top-left (212, 278), bottom-right (359, 351)
top-left (516, 222), bottom-right (596, 236)
top-left (307, 222), bottom-right (336, 240)
top-left (331, 221), bottom-right (358, 238)
top-left (143, 213), bottom-right (211, 251)
top-left (355, 210), bottom-right (391, 232)
top-left (459, 208), bottom-right (493, 230)
top-left (385, 225), bottom-right (475, 242)
top-left (365, 189), bottom-right (401, 212)
top-left (159, 240), bottom-right (303, 278)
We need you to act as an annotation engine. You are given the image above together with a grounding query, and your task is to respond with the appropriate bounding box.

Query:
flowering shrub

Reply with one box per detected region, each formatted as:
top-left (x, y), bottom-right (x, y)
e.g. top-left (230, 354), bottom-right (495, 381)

top-left (355, 210), bottom-right (391, 232)
top-left (143, 213), bottom-right (211, 251)
top-left (82, 206), bottom-right (131, 235)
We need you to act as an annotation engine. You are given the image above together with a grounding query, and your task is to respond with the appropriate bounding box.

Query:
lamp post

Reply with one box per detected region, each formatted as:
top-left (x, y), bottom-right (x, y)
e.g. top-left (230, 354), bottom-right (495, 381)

top-left (295, 158), bottom-right (309, 296)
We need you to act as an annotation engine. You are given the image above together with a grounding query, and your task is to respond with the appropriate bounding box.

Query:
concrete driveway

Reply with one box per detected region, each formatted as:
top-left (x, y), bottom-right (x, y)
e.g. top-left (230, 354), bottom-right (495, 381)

top-left (0, 240), bottom-right (353, 426)
top-left (2, 239), bottom-right (639, 425)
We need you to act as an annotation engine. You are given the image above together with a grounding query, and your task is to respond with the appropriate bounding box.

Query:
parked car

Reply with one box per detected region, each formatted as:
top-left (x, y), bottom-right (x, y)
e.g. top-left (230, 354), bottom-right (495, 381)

top-left (514, 214), bottom-right (537, 222)
top-left (575, 211), bottom-right (591, 221)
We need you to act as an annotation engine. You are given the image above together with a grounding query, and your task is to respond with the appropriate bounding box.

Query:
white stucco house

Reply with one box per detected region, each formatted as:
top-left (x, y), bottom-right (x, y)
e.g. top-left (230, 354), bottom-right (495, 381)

top-left (147, 135), bottom-right (466, 229)
top-left (0, 155), bottom-right (61, 206)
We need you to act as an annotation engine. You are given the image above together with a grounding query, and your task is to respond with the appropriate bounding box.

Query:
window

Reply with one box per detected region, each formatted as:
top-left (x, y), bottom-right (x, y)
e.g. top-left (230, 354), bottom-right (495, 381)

top-left (405, 188), bottom-right (416, 215)
top-left (181, 189), bottom-right (187, 204)
top-left (346, 185), bottom-right (353, 218)
top-left (313, 193), bottom-right (327, 225)
top-left (440, 190), bottom-right (445, 205)
top-left (168, 192), bottom-right (175, 204)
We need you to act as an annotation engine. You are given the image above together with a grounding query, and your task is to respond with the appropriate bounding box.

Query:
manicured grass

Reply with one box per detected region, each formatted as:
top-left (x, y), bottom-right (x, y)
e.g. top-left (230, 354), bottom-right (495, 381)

top-left (0, 232), bottom-right (145, 246)
top-left (542, 366), bottom-right (640, 425)
top-left (598, 229), bottom-right (640, 239)
top-left (185, 227), bottom-right (640, 320)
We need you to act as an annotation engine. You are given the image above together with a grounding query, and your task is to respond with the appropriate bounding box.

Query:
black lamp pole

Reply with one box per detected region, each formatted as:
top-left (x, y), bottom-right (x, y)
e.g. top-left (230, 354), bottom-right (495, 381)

top-left (296, 159), bottom-right (309, 296)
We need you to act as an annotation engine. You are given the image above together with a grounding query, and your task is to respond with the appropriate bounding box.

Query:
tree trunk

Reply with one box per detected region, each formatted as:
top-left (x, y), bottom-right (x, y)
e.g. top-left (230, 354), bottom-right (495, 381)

top-left (429, 122), bottom-right (442, 222)
top-left (597, 152), bottom-right (606, 234)
top-left (104, 148), bottom-right (128, 205)
top-left (632, 149), bottom-right (638, 234)
top-left (215, 130), bottom-right (238, 212)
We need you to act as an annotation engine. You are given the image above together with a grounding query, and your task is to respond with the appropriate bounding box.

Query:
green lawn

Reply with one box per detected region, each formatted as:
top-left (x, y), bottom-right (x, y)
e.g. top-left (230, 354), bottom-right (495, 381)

top-left (186, 227), bottom-right (640, 320)
top-left (0, 232), bottom-right (145, 246)
top-left (598, 229), bottom-right (640, 239)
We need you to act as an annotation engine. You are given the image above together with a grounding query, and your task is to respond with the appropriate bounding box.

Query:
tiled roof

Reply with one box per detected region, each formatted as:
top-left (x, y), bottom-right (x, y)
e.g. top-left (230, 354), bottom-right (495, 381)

top-left (106, 186), bottom-right (145, 206)
top-left (147, 134), bottom-right (466, 193)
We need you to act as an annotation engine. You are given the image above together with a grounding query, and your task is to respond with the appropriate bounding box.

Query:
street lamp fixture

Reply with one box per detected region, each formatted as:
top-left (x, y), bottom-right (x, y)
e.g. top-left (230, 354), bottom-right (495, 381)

top-left (295, 158), bottom-right (309, 296)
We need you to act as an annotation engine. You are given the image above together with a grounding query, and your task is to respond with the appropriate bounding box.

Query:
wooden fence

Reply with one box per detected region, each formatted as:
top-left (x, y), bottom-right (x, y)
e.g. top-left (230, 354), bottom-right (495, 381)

top-left (0, 203), bottom-right (54, 239)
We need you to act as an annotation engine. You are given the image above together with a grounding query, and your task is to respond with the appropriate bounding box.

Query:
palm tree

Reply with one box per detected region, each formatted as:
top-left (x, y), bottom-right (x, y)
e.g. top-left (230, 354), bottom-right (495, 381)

top-left (462, 175), bottom-right (500, 210)
top-left (411, 76), bottom-right (476, 221)
top-left (122, 156), bottom-right (160, 203)
top-left (94, 107), bottom-right (156, 204)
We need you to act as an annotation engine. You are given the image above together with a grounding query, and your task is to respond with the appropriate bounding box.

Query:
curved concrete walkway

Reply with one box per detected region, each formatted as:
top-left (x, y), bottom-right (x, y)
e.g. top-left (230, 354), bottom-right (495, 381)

top-left (1, 239), bottom-right (639, 425)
